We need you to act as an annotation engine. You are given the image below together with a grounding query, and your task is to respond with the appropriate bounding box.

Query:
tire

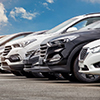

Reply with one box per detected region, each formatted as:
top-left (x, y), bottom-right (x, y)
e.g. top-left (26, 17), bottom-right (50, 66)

top-left (42, 72), bottom-right (50, 78)
top-left (11, 71), bottom-right (23, 76)
top-left (54, 73), bottom-right (65, 80)
top-left (42, 72), bottom-right (64, 80)
top-left (61, 72), bottom-right (77, 81)
top-left (73, 56), bottom-right (100, 83)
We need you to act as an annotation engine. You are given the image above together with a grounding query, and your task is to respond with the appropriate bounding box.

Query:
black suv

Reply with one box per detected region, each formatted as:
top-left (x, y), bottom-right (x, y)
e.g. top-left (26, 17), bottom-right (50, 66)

top-left (24, 21), bottom-right (100, 82)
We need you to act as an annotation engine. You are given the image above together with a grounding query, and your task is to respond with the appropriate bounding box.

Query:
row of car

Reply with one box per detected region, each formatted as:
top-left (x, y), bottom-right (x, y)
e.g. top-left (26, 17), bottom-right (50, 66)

top-left (1, 12), bottom-right (100, 82)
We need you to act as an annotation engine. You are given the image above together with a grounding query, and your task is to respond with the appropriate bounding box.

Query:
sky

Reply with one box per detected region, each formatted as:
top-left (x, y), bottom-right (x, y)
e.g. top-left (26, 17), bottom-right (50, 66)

top-left (1, 0), bottom-right (100, 35)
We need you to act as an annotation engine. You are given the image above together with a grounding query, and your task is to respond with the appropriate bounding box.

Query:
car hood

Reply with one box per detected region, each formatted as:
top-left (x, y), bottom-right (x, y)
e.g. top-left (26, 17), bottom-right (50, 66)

top-left (41, 28), bottom-right (100, 44)
top-left (5, 32), bottom-right (60, 47)
top-left (83, 39), bottom-right (100, 49)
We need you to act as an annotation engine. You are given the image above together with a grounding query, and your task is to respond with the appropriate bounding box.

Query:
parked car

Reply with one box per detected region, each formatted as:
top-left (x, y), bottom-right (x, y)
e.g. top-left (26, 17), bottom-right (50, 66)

top-left (0, 32), bottom-right (33, 71)
top-left (24, 20), bottom-right (100, 82)
top-left (79, 39), bottom-right (100, 75)
top-left (0, 30), bottom-right (47, 74)
top-left (2, 12), bottom-right (100, 78)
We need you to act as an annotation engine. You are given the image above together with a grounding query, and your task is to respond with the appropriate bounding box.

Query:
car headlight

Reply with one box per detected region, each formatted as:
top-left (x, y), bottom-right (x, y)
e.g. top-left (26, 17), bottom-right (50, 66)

top-left (20, 39), bottom-right (37, 47)
top-left (34, 49), bottom-right (40, 56)
top-left (25, 50), bottom-right (35, 57)
top-left (47, 39), bottom-right (66, 47)
top-left (13, 44), bottom-right (21, 48)
top-left (91, 46), bottom-right (100, 53)
top-left (25, 49), bottom-right (40, 57)
top-left (47, 35), bottom-right (79, 47)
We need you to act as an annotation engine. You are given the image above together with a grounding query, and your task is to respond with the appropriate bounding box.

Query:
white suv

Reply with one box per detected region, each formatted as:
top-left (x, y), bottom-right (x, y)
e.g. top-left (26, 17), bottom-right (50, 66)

top-left (0, 32), bottom-right (32, 71)
top-left (79, 39), bottom-right (100, 75)
top-left (0, 30), bottom-right (46, 70)
top-left (2, 13), bottom-right (100, 76)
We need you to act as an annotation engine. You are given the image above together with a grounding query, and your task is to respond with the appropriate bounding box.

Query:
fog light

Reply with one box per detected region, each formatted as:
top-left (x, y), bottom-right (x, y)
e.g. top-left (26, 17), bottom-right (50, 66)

top-left (49, 54), bottom-right (61, 62)
top-left (9, 54), bottom-right (21, 62)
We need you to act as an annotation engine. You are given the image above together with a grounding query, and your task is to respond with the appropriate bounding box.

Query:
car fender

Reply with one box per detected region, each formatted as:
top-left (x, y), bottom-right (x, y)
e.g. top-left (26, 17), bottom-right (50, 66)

top-left (66, 42), bottom-right (92, 73)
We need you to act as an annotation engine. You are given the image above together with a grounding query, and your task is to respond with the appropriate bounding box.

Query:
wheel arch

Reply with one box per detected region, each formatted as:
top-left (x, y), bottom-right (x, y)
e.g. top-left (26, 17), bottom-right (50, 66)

top-left (66, 42), bottom-right (92, 73)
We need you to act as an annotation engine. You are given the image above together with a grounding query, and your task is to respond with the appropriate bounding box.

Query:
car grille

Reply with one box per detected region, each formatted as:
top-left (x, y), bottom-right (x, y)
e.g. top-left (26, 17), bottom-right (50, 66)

top-left (40, 44), bottom-right (47, 57)
top-left (3, 46), bottom-right (12, 56)
top-left (80, 48), bottom-right (88, 60)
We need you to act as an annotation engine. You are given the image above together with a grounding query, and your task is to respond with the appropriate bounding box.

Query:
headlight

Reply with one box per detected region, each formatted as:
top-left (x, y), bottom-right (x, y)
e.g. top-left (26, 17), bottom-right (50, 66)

top-left (47, 39), bottom-right (67, 47)
top-left (25, 50), bottom-right (35, 57)
top-left (34, 49), bottom-right (40, 56)
top-left (47, 35), bottom-right (79, 47)
top-left (21, 39), bottom-right (37, 47)
top-left (25, 49), bottom-right (40, 57)
top-left (91, 46), bottom-right (100, 53)
top-left (13, 44), bottom-right (21, 48)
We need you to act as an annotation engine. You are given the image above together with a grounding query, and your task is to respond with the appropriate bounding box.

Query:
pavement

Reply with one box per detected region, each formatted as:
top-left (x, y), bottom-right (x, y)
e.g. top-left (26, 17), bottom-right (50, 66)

top-left (0, 73), bottom-right (100, 100)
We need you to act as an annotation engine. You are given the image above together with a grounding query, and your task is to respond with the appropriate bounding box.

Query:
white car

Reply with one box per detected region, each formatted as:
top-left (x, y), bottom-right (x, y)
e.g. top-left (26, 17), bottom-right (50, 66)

top-left (2, 13), bottom-right (100, 76)
top-left (0, 32), bottom-right (32, 69)
top-left (79, 39), bottom-right (100, 75)
top-left (0, 30), bottom-right (46, 70)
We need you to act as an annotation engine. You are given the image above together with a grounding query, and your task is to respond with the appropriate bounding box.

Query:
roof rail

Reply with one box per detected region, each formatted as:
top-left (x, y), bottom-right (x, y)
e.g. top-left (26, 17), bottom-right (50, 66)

top-left (86, 12), bottom-right (100, 15)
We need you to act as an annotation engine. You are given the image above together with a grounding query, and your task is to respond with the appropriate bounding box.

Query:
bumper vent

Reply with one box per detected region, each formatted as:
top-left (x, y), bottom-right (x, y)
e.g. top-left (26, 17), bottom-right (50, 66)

top-left (80, 48), bottom-right (88, 60)
top-left (3, 46), bottom-right (12, 56)
top-left (40, 44), bottom-right (47, 57)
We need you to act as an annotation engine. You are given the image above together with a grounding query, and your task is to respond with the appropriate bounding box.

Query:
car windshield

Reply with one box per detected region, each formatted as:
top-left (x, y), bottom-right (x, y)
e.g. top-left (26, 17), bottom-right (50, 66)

top-left (80, 21), bottom-right (100, 31)
top-left (45, 17), bottom-right (78, 34)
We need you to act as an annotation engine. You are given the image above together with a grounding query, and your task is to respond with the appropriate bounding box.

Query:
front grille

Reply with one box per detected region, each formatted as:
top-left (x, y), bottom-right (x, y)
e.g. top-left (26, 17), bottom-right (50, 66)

top-left (80, 48), bottom-right (88, 60)
top-left (40, 44), bottom-right (48, 57)
top-left (3, 46), bottom-right (12, 56)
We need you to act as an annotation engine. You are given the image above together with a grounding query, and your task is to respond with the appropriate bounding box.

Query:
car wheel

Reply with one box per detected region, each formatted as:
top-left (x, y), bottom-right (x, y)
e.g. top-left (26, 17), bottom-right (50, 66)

top-left (73, 56), bottom-right (100, 83)
top-left (61, 72), bottom-right (77, 81)
top-left (42, 72), bottom-right (64, 80)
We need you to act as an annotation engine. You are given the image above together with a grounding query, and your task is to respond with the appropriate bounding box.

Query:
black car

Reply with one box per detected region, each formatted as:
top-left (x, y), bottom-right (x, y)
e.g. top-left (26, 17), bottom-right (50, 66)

top-left (24, 21), bottom-right (100, 82)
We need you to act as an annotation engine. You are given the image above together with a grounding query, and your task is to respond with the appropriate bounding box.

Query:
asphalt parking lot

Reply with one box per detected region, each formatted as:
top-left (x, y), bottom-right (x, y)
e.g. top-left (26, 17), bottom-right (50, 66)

top-left (0, 74), bottom-right (100, 100)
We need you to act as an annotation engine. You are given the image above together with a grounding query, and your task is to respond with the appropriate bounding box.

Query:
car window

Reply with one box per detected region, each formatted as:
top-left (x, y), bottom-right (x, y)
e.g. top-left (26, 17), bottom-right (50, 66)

top-left (80, 21), bottom-right (100, 31)
top-left (73, 17), bottom-right (100, 30)
top-left (45, 18), bottom-right (78, 34)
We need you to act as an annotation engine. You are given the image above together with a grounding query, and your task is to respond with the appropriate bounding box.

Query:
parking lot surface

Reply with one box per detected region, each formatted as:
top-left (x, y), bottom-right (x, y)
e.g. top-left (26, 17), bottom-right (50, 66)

top-left (0, 74), bottom-right (100, 100)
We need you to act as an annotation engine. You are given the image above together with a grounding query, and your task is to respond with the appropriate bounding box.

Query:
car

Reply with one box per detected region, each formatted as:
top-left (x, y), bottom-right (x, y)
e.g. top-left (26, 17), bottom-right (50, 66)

top-left (24, 20), bottom-right (100, 82)
top-left (2, 12), bottom-right (100, 78)
top-left (0, 32), bottom-right (33, 71)
top-left (79, 39), bottom-right (100, 75)
top-left (0, 30), bottom-right (47, 74)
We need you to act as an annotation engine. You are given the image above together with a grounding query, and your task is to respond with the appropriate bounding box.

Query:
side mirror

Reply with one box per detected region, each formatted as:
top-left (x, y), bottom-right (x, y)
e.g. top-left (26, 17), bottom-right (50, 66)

top-left (67, 27), bottom-right (78, 32)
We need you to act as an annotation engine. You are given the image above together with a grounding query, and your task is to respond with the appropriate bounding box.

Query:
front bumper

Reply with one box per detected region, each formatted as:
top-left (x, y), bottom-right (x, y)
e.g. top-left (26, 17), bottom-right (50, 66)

top-left (24, 66), bottom-right (51, 72)
top-left (1, 64), bottom-right (11, 71)
top-left (24, 64), bottom-right (68, 73)
top-left (79, 51), bottom-right (100, 75)
top-left (24, 55), bottom-right (39, 68)
top-left (9, 64), bottom-right (24, 71)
